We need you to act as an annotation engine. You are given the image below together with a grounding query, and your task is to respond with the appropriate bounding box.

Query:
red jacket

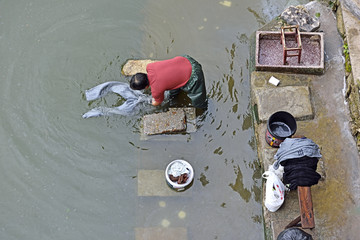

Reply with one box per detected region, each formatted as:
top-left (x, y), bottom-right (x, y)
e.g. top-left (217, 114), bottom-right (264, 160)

top-left (146, 56), bottom-right (192, 103)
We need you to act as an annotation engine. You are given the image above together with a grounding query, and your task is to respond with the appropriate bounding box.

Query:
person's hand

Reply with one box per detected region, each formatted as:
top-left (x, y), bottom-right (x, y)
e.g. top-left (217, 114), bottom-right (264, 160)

top-left (152, 98), bottom-right (161, 106)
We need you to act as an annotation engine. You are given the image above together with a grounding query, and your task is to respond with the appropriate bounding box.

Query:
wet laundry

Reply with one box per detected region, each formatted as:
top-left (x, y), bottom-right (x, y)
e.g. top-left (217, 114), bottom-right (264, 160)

top-left (168, 161), bottom-right (190, 184)
top-left (281, 156), bottom-right (321, 190)
top-left (273, 137), bottom-right (322, 190)
top-left (82, 81), bottom-right (152, 118)
top-left (273, 137), bottom-right (322, 170)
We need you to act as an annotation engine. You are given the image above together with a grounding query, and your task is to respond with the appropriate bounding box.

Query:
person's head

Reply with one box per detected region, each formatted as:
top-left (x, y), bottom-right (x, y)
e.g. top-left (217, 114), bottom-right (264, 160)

top-left (130, 73), bottom-right (149, 90)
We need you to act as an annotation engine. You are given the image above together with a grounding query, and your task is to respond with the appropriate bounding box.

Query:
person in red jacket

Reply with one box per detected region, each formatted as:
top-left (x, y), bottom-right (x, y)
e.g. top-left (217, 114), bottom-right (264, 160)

top-left (129, 55), bottom-right (207, 109)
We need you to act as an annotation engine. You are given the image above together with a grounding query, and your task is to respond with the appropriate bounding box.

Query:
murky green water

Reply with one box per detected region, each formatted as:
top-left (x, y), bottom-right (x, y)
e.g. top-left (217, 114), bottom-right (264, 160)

top-left (0, 0), bottom-right (308, 239)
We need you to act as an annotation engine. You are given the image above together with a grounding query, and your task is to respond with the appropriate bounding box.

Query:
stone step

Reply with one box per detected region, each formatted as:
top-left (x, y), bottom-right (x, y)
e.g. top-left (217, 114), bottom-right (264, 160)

top-left (140, 107), bottom-right (197, 141)
top-left (134, 197), bottom-right (190, 237)
top-left (251, 72), bottom-right (315, 123)
top-left (136, 170), bottom-right (190, 239)
top-left (138, 169), bottom-right (188, 197)
top-left (252, 81), bottom-right (313, 122)
top-left (143, 108), bottom-right (187, 135)
top-left (122, 59), bottom-right (156, 76)
top-left (135, 227), bottom-right (187, 240)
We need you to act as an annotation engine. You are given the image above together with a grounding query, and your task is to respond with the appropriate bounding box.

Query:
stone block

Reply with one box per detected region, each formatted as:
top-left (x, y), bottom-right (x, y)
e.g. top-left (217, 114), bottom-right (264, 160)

top-left (137, 170), bottom-right (178, 197)
top-left (143, 109), bottom-right (187, 135)
top-left (251, 71), bottom-right (313, 89)
top-left (135, 227), bottom-right (187, 240)
top-left (253, 85), bottom-right (313, 122)
top-left (122, 59), bottom-right (156, 76)
top-left (342, 5), bottom-right (360, 87)
top-left (182, 107), bottom-right (197, 133)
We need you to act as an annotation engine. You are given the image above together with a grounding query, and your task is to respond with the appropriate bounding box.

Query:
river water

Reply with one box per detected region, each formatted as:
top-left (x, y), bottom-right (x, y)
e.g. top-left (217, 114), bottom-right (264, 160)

top-left (0, 0), bottom-right (309, 239)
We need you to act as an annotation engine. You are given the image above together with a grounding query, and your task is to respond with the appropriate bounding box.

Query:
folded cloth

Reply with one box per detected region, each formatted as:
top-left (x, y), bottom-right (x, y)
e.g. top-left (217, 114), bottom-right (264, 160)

top-left (281, 156), bottom-right (321, 190)
top-left (82, 81), bottom-right (152, 118)
top-left (273, 138), bottom-right (322, 170)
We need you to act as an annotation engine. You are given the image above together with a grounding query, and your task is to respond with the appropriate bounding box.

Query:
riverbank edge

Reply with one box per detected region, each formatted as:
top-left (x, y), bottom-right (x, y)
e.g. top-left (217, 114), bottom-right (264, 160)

top-left (249, 0), bottom-right (360, 239)
top-left (338, 0), bottom-right (360, 149)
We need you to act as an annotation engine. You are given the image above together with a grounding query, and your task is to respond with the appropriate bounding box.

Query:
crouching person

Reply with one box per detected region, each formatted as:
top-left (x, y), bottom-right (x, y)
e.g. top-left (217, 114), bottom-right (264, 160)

top-left (129, 55), bottom-right (207, 110)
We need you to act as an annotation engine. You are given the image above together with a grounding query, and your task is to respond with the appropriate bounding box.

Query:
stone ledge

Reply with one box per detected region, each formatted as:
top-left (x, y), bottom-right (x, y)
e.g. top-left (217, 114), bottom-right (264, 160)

top-left (251, 71), bottom-right (313, 88)
top-left (135, 227), bottom-right (187, 240)
top-left (138, 170), bottom-right (178, 197)
top-left (252, 1), bottom-right (358, 239)
top-left (122, 59), bottom-right (156, 76)
top-left (340, 0), bottom-right (360, 147)
top-left (140, 108), bottom-right (197, 141)
top-left (143, 109), bottom-right (187, 136)
top-left (255, 120), bottom-right (326, 239)
top-left (253, 85), bottom-right (313, 123)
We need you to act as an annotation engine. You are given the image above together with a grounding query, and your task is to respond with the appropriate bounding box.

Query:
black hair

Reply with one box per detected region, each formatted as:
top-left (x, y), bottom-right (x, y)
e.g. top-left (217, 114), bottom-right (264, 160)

top-left (130, 73), bottom-right (149, 90)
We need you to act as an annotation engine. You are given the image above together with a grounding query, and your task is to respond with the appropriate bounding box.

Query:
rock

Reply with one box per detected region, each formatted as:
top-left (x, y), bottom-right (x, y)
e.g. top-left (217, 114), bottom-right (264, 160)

top-left (343, 0), bottom-right (360, 21)
top-left (253, 85), bottom-right (314, 122)
top-left (280, 5), bottom-right (320, 32)
top-left (142, 108), bottom-right (187, 135)
top-left (121, 59), bottom-right (156, 76)
top-left (336, 3), bottom-right (346, 38)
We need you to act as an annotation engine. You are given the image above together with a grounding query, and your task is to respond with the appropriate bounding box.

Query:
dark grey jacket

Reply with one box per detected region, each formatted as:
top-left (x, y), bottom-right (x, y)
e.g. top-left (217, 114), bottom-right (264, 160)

top-left (273, 138), bottom-right (322, 169)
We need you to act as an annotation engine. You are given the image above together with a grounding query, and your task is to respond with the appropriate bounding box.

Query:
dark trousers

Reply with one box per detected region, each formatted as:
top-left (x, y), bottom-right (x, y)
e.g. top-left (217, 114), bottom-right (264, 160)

top-left (169, 55), bottom-right (207, 109)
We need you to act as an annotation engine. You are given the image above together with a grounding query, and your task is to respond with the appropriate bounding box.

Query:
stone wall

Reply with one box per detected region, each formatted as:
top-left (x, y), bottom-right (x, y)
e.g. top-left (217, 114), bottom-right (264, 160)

top-left (335, 0), bottom-right (360, 148)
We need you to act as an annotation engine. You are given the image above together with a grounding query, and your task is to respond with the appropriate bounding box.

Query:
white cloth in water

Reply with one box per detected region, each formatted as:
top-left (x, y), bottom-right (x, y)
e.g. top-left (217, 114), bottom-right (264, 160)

top-left (168, 162), bottom-right (190, 177)
top-left (82, 81), bottom-right (152, 118)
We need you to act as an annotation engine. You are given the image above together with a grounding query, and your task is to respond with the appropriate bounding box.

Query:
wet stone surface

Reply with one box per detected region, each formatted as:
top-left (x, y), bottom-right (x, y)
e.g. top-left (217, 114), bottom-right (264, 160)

top-left (137, 170), bottom-right (178, 197)
top-left (253, 85), bottom-right (313, 122)
top-left (135, 227), bottom-right (187, 240)
top-left (122, 59), bottom-right (156, 76)
top-left (142, 108), bottom-right (187, 135)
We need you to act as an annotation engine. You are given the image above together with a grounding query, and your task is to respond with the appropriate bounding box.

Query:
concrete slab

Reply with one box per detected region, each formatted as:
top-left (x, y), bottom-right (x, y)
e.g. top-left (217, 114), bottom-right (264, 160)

top-left (138, 170), bottom-right (179, 197)
top-left (140, 108), bottom-right (197, 141)
top-left (257, 122), bottom-right (325, 178)
top-left (342, 1), bottom-right (360, 131)
top-left (182, 107), bottom-right (197, 133)
top-left (135, 227), bottom-right (187, 240)
top-left (259, 124), bottom-right (320, 238)
top-left (256, 117), bottom-right (327, 240)
top-left (142, 109), bottom-right (187, 135)
top-left (250, 71), bottom-right (314, 89)
top-left (265, 190), bottom-right (316, 239)
top-left (253, 85), bottom-right (313, 122)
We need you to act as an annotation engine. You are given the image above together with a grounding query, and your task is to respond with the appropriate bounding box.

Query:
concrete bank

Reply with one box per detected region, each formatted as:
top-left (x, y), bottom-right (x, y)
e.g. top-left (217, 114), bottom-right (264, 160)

top-left (250, 1), bottom-right (360, 239)
top-left (339, 0), bottom-right (360, 147)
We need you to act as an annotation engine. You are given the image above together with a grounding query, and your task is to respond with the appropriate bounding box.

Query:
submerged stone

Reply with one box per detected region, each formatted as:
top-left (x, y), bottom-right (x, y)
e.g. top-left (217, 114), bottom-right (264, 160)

top-left (137, 170), bottom-right (178, 196)
top-left (142, 108), bottom-right (187, 135)
top-left (122, 59), bottom-right (156, 76)
top-left (135, 227), bottom-right (187, 240)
